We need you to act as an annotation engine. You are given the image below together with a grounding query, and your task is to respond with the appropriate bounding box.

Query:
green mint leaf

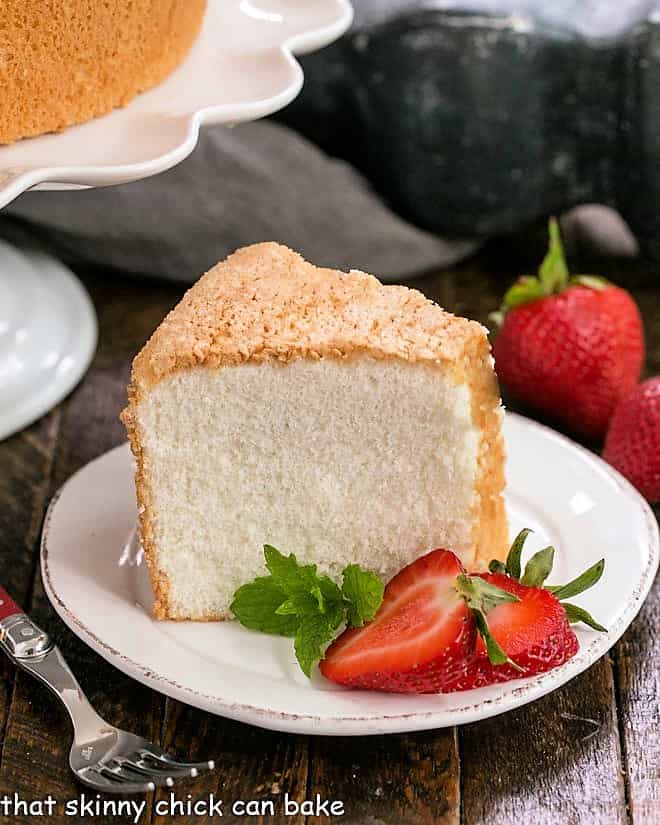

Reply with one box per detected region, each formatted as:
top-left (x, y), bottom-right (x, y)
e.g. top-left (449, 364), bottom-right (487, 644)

top-left (550, 559), bottom-right (605, 601)
top-left (538, 217), bottom-right (569, 293)
top-left (294, 613), bottom-right (336, 677)
top-left (342, 565), bottom-right (385, 627)
top-left (311, 585), bottom-right (325, 613)
top-left (505, 528), bottom-right (532, 580)
top-left (275, 599), bottom-right (299, 616)
top-left (274, 589), bottom-right (344, 634)
top-left (274, 591), bottom-right (317, 617)
top-left (520, 546), bottom-right (555, 587)
top-left (234, 547), bottom-right (385, 677)
top-left (230, 576), bottom-right (299, 637)
top-left (488, 559), bottom-right (507, 574)
top-left (562, 602), bottom-right (607, 632)
top-left (317, 575), bottom-right (343, 610)
top-left (263, 545), bottom-right (318, 595)
top-left (502, 277), bottom-right (545, 311)
top-left (473, 609), bottom-right (524, 671)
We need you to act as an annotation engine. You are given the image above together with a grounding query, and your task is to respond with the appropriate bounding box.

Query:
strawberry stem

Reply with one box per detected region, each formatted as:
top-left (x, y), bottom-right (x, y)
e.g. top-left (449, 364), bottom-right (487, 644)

top-left (488, 534), bottom-right (607, 633)
top-left (490, 218), bottom-right (610, 325)
top-left (520, 546), bottom-right (555, 587)
top-left (562, 602), bottom-right (607, 632)
top-left (473, 609), bottom-right (523, 670)
top-left (538, 217), bottom-right (569, 294)
top-left (547, 559), bottom-right (605, 600)
top-left (454, 574), bottom-right (523, 670)
top-left (505, 528), bottom-right (532, 580)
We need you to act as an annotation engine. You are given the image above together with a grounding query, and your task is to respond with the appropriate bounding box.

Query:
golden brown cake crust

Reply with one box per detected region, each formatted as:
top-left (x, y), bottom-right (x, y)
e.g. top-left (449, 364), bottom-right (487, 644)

top-left (0, 0), bottom-right (207, 144)
top-left (463, 337), bottom-right (509, 568)
top-left (122, 243), bottom-right (508, 619)
top-left (128, 242), bottom-right (489, 400)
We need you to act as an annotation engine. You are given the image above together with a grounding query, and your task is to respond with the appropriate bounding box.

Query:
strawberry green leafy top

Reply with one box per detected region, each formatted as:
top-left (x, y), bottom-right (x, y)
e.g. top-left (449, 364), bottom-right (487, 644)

top-left (491, 217), bottom-right (609, 325)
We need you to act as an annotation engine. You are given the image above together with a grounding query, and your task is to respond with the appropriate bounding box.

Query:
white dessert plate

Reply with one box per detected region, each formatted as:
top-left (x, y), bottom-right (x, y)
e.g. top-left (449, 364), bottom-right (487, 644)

top-left (0, 0), bottom-right (353, 209)
top-left (41, 413), bottom-right (659, 736)
top-left (0, 241), bottom-right (97, 441)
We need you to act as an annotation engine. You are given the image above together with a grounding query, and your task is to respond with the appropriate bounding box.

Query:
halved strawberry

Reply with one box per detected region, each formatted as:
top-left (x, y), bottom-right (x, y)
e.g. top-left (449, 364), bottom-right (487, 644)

top-left (442, 573), bottom-right (579, 692)
top-left (320, 549), bottom-right (514, 694)
top-left (321, 533), bottom-right (605, 695)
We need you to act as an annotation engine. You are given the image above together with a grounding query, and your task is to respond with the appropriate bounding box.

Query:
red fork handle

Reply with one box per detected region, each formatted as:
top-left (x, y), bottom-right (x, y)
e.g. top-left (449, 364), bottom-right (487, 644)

top-left (0, 586), bottom-right (24, 622)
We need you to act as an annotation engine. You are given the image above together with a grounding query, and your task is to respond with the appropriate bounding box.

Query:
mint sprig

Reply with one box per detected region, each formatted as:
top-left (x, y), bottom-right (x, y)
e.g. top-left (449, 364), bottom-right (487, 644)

top-left (230, 546), bottom-right (384, 677)
top-left (229, 576), bottom-right (299, 637)
top-left (342, 564), bottom-right (384, 627)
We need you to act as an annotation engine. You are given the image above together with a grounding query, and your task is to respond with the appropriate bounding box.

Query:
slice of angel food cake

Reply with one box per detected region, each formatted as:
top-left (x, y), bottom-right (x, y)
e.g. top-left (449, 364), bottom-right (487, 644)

top-left (122, 243), bottom-right (508, 621)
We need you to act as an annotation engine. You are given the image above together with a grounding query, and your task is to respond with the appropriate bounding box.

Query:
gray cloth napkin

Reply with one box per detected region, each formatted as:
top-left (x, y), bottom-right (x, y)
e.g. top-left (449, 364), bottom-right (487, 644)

top-left (0, 121), bottom-right (478, 283)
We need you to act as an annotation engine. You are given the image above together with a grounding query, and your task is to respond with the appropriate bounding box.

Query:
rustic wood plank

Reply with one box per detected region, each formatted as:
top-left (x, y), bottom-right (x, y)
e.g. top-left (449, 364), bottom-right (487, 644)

top-left (0, 412), bottom-right (60, 609)
top-left (614, 554), bottom-right (660, 825)
top-left (307, 729), bottom-right (460, 825)
top-left (461, 650), bottom-right (626, 824)
top-left (152, 704), bottom-right (308, 825)
top-left (0, 412), bottom-right (60, 752)
top-left (0, 273), bottom-right (182, 823)
top-left (612, 283), bottom-right (660, 825)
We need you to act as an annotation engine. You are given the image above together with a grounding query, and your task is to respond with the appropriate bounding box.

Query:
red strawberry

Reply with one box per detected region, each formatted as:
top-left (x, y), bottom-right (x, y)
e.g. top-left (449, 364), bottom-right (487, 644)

top-left (603, 377), bottom-right (660, 503)
top-left (442, 573), bottom-right (579, 692)
top-left (320, 532), bottom-right (605, 695)
top-left (320, 549), bottom-right (477, 693)
top-left (492, 218), bottom-right (644, 439)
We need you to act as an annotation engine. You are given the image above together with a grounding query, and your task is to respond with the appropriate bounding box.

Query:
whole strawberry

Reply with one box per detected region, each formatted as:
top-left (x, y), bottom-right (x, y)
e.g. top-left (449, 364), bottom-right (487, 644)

top-left (491, 218), bottom-right (644, 439)
top-left (603, 377), bottom-right (660, 503)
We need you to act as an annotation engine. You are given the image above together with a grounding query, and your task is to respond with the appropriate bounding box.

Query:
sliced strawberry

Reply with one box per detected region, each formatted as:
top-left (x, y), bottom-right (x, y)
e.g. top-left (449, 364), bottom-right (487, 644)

top-left (321, 532), bottom-right (603, 695)
top-left (320, 549), bottom-right (476, 693)
top-left (442, 573), bottom-right (579, 692)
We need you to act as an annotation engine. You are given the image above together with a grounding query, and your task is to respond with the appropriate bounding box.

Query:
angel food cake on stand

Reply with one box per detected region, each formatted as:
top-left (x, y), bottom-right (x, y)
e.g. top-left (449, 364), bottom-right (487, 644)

top-left (122, 243), bottom-right (508, 621)
top-left (0, 0), bottom-right (207, 143)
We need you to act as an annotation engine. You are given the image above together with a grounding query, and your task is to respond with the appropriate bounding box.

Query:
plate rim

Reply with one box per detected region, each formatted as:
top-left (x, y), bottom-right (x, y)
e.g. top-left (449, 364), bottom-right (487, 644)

top-left (41, 412), bottom-right (659, 735)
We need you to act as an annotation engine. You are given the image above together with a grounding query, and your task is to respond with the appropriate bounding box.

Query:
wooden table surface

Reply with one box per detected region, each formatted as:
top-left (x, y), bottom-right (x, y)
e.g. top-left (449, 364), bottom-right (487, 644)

top-left (1, 246), bottom-right (658, 825)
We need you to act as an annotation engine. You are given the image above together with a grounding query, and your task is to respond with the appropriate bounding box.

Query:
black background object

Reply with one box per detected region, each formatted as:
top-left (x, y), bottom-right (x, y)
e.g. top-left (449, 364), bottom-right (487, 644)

top-left (276, 1), bottom-right (660, 267)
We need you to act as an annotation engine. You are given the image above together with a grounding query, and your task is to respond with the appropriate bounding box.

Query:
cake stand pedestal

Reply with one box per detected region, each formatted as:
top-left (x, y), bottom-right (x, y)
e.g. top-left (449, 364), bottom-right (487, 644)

top-left (0, 0), bottom-right (352, 441)
top-left (0, 244), bottom-right (96, 440)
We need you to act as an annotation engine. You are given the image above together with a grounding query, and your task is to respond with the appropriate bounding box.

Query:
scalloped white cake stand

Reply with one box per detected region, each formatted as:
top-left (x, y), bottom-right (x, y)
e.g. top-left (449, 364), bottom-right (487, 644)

top-left (0, 0), bottom-right (353, 441)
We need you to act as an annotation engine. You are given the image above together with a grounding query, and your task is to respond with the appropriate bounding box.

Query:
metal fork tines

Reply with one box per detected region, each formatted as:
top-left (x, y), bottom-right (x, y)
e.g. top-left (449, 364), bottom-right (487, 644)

top-left (72, 733), bottom-right (217, 793)
top-left (0, 610), bottom-right (215, 794)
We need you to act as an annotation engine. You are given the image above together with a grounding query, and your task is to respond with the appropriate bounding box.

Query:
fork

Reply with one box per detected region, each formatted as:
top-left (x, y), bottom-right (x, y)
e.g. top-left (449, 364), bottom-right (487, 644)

top-left (0, 584), bottom-right (215, 793)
